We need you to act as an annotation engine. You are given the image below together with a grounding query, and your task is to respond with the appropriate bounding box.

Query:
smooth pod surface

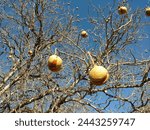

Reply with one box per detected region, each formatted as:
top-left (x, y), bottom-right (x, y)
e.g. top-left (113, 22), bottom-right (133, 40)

top-left (81, 30), bottom-right (88, 38)
top-left (118, 6), bottom-right (128, 15)
top-left (48, 55), bottom-right (63, 72)
top-left (89, 65), bottom-right (109, 85)
top-left (145, 7), bottom-right (150, 16)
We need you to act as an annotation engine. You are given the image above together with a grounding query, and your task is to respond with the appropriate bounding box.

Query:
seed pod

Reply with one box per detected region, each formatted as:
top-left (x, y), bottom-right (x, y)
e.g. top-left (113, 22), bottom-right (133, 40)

top-left (118, 6), bottom-right (128, 15)
top-left (81, 30), bottom-right (88, 38)
top-left (48, 55), bottom-right (63, 72)
top-left (89, 65), bottom-right (109, 85)
top-left (145, 7), bottom-right (150, 16)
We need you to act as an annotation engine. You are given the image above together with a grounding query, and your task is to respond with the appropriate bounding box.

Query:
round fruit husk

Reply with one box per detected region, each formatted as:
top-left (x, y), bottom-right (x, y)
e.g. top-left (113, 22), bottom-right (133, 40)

top-left (81, 31), bottom-right (88, 38)
top-left (146, 8), bottom-right (150, 16)
top-left (28, 51), bottom-right (33, 55)
top-left (48, 55), bottom-right (62, 72)
top-left (89, 65), bottom-right (109, 85)
top-left (118, 7), bottom-right (127, 15)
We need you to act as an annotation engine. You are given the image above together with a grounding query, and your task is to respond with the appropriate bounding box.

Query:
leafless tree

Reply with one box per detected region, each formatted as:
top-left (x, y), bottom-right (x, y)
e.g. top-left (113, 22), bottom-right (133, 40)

top-left (0, 0), bottom-right (149, 113)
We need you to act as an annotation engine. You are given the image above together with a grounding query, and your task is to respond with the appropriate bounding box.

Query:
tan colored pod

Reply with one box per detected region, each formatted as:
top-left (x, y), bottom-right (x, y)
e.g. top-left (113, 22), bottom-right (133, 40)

top-left (81, 30), bottom-right (88, 38)
top-left (28, 50), bottom-right (33, 55)
top-left (89, 65), bottom-right (109, 85)
top-left (48, 55), bottom-right (63, 72)
top-left (118, 6), bottom-right (128, 15)
top-left (145, 7), bottom-right (150, 16)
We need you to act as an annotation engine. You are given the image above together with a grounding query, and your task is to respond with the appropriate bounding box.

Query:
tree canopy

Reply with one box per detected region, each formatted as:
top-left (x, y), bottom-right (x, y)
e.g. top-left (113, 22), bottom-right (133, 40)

top-left (0, 0), bottom-right (150, 113)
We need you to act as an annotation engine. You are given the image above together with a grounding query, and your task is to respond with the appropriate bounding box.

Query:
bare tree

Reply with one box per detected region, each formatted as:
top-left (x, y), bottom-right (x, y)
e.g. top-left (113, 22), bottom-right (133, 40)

top-left (0, 0), bottom-right (149, 113)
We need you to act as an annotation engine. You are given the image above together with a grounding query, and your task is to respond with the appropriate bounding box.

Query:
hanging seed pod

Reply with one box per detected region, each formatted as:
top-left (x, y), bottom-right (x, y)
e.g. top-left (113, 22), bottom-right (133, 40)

top-left (145, 7), bottom-right (150, 16)
top-left (118, 6), bottom-right (128, 15)
top-left (87, 52), bottom-right (109, 86)
top-left (28, 50), bottom-right (33, 55)
top-left (81, 30), bottom-right (88, 38)
top-left (48, 55), bottom-right (63, 72)
top-left (89, 65), bottom-right (109, 85)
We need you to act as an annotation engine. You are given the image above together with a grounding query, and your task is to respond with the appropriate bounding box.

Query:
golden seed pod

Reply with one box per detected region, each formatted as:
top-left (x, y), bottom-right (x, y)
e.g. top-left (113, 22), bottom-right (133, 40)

top-left (118, 6), bottom-right (128, 15)
top-left (81, 30), bottom-right (88, 38)
top-left (89, 65), bottom-right (109, 85)
top-left (145, 7), bottom-right (150, 16)
top-left (48, 55), bottom-right (63, 72)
